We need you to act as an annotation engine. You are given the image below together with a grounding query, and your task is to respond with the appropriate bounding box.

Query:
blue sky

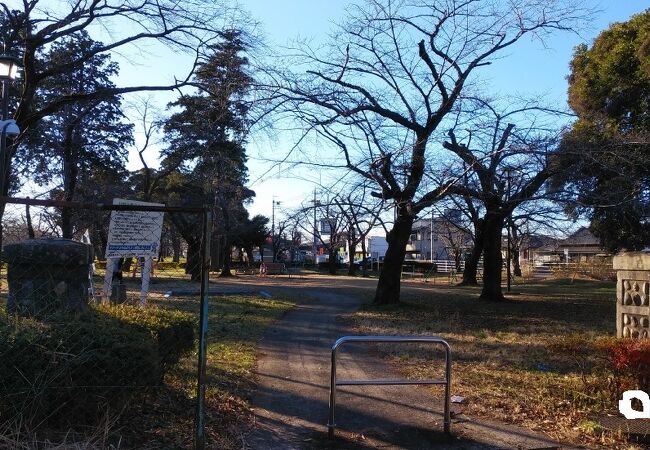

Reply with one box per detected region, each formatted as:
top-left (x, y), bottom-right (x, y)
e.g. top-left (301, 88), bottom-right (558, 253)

top-left (237, 1), bottom-right (649, 220)
top-left (106, 1), bottom-right (648, 220)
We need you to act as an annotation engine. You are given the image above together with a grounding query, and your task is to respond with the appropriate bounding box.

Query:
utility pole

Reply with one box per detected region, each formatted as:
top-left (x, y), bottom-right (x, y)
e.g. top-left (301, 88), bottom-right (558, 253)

top-left (271, 197), bottom-right (281, 262)
top-left (430, 210), bottom-right (434, 262)
top-left (312, 189), bottom-right (320, 266)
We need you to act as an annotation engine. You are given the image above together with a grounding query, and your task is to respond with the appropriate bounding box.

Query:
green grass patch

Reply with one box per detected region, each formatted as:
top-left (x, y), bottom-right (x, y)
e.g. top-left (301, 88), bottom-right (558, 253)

top-left (0, 304), bottom-right (194, 436)
top-left (122, 293), bottom-right (298, 449)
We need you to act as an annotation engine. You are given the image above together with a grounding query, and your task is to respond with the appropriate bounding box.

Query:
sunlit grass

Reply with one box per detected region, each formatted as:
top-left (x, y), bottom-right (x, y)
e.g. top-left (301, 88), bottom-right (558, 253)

top-left (116, 292), bottom-right (297, 449)
top-left (347, 278), bottom-right (633, 448)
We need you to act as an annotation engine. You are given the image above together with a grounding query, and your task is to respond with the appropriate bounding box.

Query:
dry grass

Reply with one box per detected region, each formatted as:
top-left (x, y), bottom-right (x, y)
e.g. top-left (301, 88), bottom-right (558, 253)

top-left (347, 278), bottom-right (647, 449)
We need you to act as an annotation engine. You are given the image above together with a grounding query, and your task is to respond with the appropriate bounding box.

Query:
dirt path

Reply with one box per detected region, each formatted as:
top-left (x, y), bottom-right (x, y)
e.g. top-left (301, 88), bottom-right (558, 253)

top-left (215, 276), bottom-right (574, 449)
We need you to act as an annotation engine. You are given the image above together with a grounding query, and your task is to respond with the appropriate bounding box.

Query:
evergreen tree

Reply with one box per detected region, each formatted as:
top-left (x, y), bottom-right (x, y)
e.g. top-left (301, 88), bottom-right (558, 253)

top-left (22, 31), bottom-right (133, 238)
top-left (559, 9), bottom-right (650, 251)
top-left (162, 29), bottom-right (254, 278)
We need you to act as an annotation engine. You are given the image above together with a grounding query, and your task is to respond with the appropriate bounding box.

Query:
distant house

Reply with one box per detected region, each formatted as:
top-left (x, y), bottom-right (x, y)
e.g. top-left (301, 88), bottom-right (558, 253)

top-left (408, 216), bottom-right (472, 262)
top-left (367, 235), bottom-right (389, 261)
top-left (526, 227), bottom-right (609, 266)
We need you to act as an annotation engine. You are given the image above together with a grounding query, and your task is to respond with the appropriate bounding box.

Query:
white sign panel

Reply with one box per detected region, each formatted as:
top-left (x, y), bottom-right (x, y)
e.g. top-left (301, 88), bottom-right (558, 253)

top-left (105, 199), bottom-right (165, 258)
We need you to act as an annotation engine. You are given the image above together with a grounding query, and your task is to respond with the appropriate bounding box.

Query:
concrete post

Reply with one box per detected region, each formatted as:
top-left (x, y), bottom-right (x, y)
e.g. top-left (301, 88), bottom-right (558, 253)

top-left (613, 252), bottom-right (650, 339)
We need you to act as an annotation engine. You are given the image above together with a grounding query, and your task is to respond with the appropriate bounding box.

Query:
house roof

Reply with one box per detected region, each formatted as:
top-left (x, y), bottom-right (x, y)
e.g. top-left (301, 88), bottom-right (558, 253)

top-left (563, 227), bottom-right (601, 246)
top-left (523, 234), bottom-right (560, 249)
top-left (533, 227), bottom-right (607, 254)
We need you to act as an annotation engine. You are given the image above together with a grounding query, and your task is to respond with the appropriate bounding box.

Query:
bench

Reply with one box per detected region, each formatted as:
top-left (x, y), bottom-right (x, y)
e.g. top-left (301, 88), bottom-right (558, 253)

top-left (287, 266), bottom-right (302, 278)
top-left (261, 262), bottom-right (286, 275)
top-left (235, 266), bottom-right (256, 275)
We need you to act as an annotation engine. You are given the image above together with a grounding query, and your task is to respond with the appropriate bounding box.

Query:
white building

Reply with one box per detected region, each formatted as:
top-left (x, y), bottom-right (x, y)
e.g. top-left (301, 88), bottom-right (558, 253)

top-left (367, 235), bottom-right (388, 261)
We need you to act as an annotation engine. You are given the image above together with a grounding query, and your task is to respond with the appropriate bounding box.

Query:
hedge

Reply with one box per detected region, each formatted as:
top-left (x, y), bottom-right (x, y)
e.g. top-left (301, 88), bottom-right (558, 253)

top-left (0, 304), bottom-right (194, 429)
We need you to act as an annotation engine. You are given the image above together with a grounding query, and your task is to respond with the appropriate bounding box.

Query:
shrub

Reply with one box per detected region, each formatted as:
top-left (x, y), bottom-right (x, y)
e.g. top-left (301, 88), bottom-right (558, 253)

top-left (548, 335), bottom-right (650, 401)
top-left (96, 304), bottom-right (195, 374)
top-left (0, 304), bottom-right (194, 430)
top-left (600, 338), bottom-right (650, 394)
top-left (154, 261), bottom-right (183, 271)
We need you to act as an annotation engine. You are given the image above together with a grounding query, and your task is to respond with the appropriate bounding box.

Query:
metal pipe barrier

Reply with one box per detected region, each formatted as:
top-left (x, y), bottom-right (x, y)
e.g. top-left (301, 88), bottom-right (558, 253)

top-left (328, 335), bottom-right (451, 439)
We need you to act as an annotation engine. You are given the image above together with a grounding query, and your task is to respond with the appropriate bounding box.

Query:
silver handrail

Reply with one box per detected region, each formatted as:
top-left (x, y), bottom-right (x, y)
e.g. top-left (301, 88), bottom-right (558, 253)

top-left (328, 335), bottom-right (451, 439)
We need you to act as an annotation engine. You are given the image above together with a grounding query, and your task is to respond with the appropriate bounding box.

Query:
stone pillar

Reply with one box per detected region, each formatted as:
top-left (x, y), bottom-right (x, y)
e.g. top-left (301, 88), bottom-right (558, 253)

top-left (614, 252), bottom-right (650, 339)
top-left (3, 238), bottom-right (94, 315)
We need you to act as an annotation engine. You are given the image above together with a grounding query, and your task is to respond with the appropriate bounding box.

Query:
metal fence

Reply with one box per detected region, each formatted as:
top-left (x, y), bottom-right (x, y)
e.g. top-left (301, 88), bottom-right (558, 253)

top-left (0, 197), bottom-right (211, 448)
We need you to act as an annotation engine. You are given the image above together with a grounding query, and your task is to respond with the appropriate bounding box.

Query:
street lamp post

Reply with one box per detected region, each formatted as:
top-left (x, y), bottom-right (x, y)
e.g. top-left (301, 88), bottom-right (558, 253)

top-left (0, 53), bottom-right (21, 197)
top-left (0, 53), bottom-right (20, 120)
top-left (505, 169), bottom-right (512, 294)
top-left (430, 210), bottom-right (434, 262)
top-left (312, 189), bottom-right (321, 266)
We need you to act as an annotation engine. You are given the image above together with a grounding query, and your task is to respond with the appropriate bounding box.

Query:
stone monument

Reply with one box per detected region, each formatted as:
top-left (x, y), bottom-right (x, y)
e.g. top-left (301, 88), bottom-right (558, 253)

top-left (613, 252), bottom-right (650, 339)
top-left (3, 238), bottom-right (93, 315)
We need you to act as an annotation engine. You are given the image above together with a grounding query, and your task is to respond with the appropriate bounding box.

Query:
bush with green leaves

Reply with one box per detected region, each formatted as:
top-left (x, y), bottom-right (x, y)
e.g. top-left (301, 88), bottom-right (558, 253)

top-left (0, 304), bottom-right (194, 429)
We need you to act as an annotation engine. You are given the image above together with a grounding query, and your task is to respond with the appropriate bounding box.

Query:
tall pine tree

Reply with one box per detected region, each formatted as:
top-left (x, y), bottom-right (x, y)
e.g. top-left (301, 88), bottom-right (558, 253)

top-left (162, 29), bottom-right (254, 278)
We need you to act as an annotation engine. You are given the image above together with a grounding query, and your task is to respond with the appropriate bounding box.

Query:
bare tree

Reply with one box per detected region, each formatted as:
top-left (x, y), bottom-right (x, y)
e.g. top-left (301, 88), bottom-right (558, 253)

top-left (271, 217), bottom-right (290, 263)
top-left (442, 98), bottom-right (569, 300)
top-left (291, 193), bottom-right (348, 275)
top-left (333, 184), bottom-right (386, 276)
top-left (127, 96), bottom-right (168, 202)
top-left (266, 0), bottom-right (591, 304)
top-left (0, 0), bottom-right (243, 246)
top-left (433, 209), bottom-right (471, 271)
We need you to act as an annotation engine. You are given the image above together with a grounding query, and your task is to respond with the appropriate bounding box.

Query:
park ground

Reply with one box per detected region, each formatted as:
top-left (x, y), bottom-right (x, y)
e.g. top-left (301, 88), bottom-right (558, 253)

top-left (146, 273), bottom-right (645, 449)
top-left (3, 272), bottom-right (647, 449)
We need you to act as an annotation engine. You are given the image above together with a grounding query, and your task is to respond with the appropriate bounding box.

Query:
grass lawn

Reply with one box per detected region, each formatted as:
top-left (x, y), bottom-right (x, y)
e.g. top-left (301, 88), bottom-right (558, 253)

top-left (0, 289), bottom-right (296, 449)
top-left (347, 277), bottom-right (645, 449)
top-left (116, 293), bottom-right (298, 449)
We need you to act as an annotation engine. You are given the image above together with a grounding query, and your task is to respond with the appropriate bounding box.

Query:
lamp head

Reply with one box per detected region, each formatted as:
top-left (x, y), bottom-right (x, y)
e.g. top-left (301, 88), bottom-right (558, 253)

top-left (0, 120), bottom-right (20, 136)
top-left (0, 53), bottom-right (20, 81)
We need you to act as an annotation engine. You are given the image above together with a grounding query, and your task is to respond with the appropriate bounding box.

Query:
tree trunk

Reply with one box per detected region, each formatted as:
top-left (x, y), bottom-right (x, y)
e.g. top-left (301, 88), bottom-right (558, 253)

top-left (186, 238), bottom-right (201, 282)
top-left (93, 215), bottom-right (108, 261)
top-left (347, 236), bottom-right (356, 276)
top-left (26, 202), bottom-right (35, 239)
top-left (60, 122), bottom-right (78, 239)
top-left (461, 218), bottom-right (484, 285)
top-left (511, 224), bottom-right (522, 277)
top-left (454, 249), bottom-right (462, 271)
top-left (328, 247), bottom-right (338, 275)
top-left (360, 235), bottom-right (368, 277)
top-left (122, 257), bottom-right (133, 274)
top-left (245, 246), bottom-right (254, 267)
top-left (512, 248), bottom-right (521, 277)
top-left (272, 237), bottom-right (282, 263)
top-left (479, 212), bottom-right (505, 301)
top-left (373, 212), bottom-right (414, 305)
top-left (220, 234), bottom-right (233, 277)
top-left (172, 232), bottom-right (181, 263)
top-left (210, 235), bottom-right (222, 271)
top-left (60, 207), bottom-right (73, 238)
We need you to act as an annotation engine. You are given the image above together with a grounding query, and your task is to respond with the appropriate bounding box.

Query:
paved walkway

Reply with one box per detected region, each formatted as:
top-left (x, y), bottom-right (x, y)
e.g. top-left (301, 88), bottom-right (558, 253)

top-left (233, 277), bottom-right (574, 449)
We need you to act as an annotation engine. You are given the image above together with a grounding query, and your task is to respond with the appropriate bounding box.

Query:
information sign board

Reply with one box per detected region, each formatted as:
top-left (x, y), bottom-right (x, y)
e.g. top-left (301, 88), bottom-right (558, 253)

top-left (105, 199), bottom-right (164, 258)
